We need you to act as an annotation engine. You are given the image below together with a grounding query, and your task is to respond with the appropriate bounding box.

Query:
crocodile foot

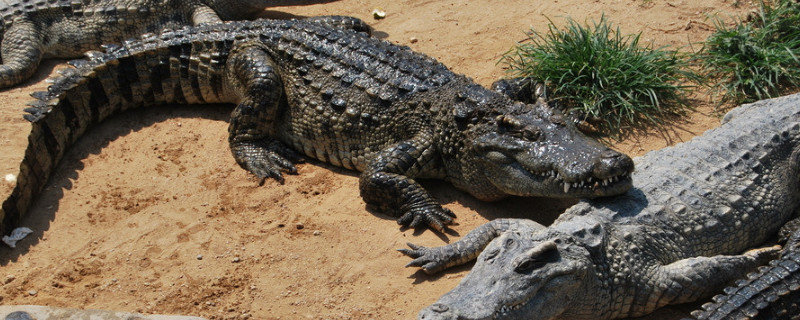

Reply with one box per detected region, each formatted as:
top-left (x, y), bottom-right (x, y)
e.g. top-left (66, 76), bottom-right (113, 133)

top-left (231, 140), bottom-right (303, 184)
top-left (399, 242), bottom-right (454, 274)
top-left (397, 203), bottom-right (455, 232)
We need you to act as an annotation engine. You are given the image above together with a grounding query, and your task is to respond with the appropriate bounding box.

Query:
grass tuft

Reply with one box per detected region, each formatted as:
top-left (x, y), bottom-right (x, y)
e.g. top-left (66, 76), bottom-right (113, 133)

top-left (698, 0), bottom-right (800, 104)
top-left (501, 16), bottom-right (695, 135)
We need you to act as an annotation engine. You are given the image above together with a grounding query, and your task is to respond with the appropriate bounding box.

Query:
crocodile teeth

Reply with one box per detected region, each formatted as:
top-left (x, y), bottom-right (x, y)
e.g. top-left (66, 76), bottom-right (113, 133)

top-left (564, 182), bottom-right (571, 193)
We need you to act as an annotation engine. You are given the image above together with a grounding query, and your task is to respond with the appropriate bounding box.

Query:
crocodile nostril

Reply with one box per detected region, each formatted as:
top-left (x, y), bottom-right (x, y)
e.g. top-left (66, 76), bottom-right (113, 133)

top-left (594, 150), bottom-right (634, 178)
top-left (431, 303), bottom-right (450, 313)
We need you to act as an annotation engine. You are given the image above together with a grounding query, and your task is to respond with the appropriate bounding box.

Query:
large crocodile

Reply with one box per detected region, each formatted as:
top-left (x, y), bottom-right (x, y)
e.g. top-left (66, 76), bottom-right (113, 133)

top-left (0, 19), bottom-right (634, 235)
top-left (0, 0), bottom-right (325, 89)
top-left (401, 93), bottom-right (800, 319)
top-left (690, 217), bottom-right (800, 320)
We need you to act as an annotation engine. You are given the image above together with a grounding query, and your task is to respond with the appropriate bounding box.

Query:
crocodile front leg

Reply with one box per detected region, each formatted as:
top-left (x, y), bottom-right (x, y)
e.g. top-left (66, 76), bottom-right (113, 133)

top-left (226, 44), bottom-right (301, 184)
top-left (400, 218), bottom-right (545, 274)
top-left (0, 19), bottom-right (44, 88)
top-left (360, 131), bottom-right (455, 231)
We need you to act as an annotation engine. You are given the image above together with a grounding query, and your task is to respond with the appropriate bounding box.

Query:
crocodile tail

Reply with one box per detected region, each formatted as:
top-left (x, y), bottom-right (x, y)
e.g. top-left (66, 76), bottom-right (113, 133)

top-left (0, 29), bottom-right (228, 235)
top-left (691, 250), bottom-right (800, 319)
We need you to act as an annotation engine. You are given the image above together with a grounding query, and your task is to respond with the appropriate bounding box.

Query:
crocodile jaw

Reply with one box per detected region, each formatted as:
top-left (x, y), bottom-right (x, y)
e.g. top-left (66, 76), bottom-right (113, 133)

top-left (481, 150), bottom-right (633, 199)
top-left (471, 131), bottom-right (634, 200)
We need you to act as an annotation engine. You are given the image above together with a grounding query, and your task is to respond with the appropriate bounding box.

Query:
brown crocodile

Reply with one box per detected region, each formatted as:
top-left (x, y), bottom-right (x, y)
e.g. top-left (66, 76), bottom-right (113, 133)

top-left (1, 18), bottom-right (634, 237)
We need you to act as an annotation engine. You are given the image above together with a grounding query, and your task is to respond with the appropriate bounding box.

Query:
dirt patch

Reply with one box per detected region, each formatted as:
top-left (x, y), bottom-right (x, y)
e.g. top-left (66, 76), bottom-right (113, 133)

top-left (0, 1), bottom-right (759, 319)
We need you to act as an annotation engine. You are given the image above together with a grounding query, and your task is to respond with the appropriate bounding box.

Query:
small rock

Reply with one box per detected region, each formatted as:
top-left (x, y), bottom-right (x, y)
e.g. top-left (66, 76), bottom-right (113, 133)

top-left (409, 37), bottom-right (418, 44)
top-left (312, 230), bottom-right (321, 236)
top-left (295, 223), bottom-right (304, 230)
top-left (27, 290), bottom-right (37, 296)
top-left (5, 274), bottom-right (15, 284)
top-left (232, 257), bottom-right (241, 263)
top-left (372, 8), bottom-right (386, 19)
top-left (196, 254), bottom-right (203, 260)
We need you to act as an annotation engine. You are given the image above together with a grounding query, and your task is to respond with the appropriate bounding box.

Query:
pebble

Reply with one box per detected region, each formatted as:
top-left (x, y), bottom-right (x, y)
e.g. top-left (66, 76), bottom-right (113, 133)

top-left (196, 254), bottom-right (203, 260)
top-left (27, 290), bottom-right (37, 296)
top-left (232, 257), bottom-right (241, 263)
top-left (409, 37), bottom-right (418, 44)
top-left (313, 230), bottom-right (321, 236)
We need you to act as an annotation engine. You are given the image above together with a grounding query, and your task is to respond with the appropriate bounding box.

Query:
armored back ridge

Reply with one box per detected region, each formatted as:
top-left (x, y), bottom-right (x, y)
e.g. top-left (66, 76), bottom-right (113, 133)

top-left (402, 93), bottom-right (800, 319)
top-left (0, 19), bottom-right (633, 236)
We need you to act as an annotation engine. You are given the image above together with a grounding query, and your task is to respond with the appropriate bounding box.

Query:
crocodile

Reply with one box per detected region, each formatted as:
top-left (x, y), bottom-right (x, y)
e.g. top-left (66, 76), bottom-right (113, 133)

top-left (0, 18), bottom-right (634, 236)
top-left (690, 217), bottom-right (800, 320)
top-left (401, 93), bottom-right (800, 319)
top-left (0, 0), bottom-right (365, 89)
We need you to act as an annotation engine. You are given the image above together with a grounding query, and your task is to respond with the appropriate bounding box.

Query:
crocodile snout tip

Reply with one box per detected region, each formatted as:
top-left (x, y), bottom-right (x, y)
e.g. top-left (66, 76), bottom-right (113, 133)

top-left (594, 149), bottom-right (634, 178)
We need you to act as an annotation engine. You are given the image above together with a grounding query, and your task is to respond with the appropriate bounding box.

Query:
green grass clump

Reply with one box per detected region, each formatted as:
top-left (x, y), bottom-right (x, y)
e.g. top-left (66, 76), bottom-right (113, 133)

top-left (699, 0), bottom-right (800, 104)
top-left (501, 16), bottom-right (694, 135)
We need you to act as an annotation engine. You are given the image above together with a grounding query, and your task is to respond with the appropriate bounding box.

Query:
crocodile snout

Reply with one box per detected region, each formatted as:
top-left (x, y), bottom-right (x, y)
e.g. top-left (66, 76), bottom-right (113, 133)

top-left (593, 149), bottom-right (634, 179)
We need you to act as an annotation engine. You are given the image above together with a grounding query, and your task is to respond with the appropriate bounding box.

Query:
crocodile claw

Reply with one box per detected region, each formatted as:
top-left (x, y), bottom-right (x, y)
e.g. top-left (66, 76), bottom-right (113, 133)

top-left (397, 206), bottom-right (455, 232)
top-left (398, 242), bottom-right (448, 274)
top-left (231, 140), bottom-right (302, 184)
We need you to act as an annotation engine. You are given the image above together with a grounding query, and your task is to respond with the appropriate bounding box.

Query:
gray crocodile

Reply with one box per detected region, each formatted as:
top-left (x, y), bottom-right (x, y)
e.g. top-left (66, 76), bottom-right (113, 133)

top-left (0, 18), bottom-right (634, 235)
top-left (0, 0), bottom-right (315, 89)
top-left (401, 93), bottom-right (800, 319)
top-left (690, 217), bottom-right (800, 320)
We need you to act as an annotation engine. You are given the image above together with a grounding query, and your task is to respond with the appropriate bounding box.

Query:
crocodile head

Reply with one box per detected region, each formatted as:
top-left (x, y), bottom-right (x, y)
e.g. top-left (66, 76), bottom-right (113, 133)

top-left (418, 228), bottom-right (601, 320)
top-left (455, 97), bottom-right (633, 200)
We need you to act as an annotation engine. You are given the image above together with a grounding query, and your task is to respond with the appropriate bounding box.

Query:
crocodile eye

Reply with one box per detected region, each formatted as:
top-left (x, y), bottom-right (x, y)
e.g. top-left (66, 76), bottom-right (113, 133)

top-left (484, 248), bottom-right (500, 261)
top-left (549, 113), bottom-right (566, 126)
top-left (514, 258), bottom-right (546, 273)
top-left (521, 127), bottom-right (541, 141)
top-left (504, 238), bottom-right (518, 250)
top-left (513, 241), bottom-right (559, 273)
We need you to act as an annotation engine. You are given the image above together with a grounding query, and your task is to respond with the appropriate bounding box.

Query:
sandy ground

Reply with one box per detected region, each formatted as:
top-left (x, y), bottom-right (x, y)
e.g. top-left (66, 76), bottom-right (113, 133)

top-left (0, 1), bottom-right (761, 319)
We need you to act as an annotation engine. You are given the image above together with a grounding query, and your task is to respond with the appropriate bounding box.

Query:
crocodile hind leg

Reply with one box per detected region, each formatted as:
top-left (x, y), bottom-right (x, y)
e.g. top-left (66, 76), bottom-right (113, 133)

top-left (632, 246), bottom-right (781, 317)
top-left (360, 131), bottom-right (455, 231)
top-left (0, 20), bottom-right (44, 88)
top-left (399, 219), bottom-right (545, 274)
top-left (226, 44), bottom-right (301, 184)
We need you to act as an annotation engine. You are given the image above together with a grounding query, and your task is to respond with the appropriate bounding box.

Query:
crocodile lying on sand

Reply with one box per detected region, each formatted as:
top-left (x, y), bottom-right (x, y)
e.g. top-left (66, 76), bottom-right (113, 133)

top-left (690, 217), bottom-right (800, 320)
top-left (0, 0), bottom-right (369, 89)
top-left (401, 93), bottom-right (800, 319)
top-left (0, 18), bottom-right (634, 236)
